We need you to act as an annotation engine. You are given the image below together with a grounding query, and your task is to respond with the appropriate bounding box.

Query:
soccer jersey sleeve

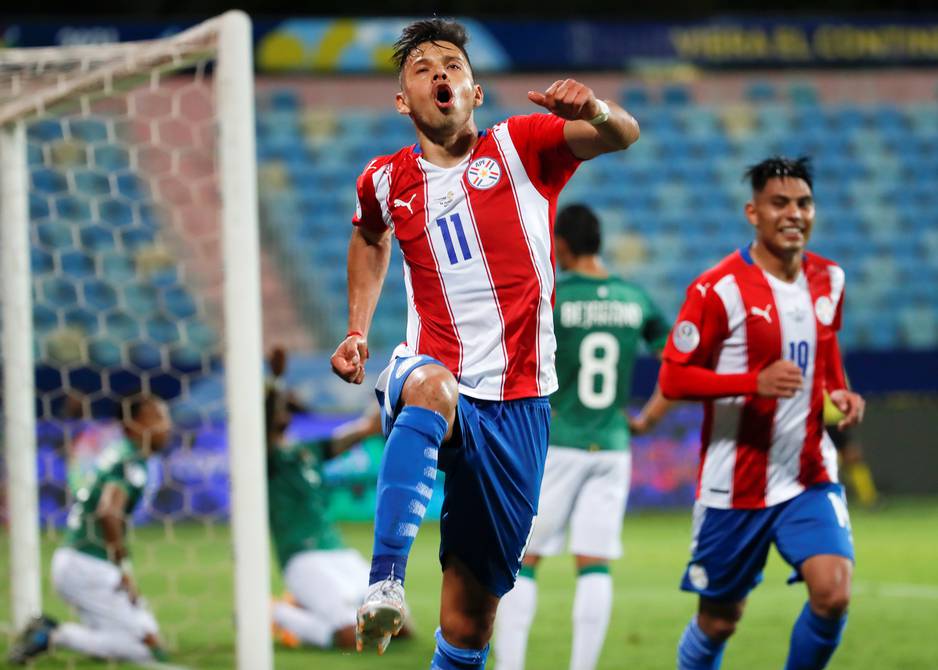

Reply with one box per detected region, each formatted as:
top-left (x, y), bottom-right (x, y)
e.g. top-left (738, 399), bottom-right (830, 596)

top-left (352, 157), bottom-right (390, 234)
top-left (659, 279), bottom-right (759, 399)
top-left (507, 114), bottom-right (581, 199)
top-left (101, 459), bottom-right (147, 512)
top-left (825, 283), bottom-right (848, 391)
top-left (662, 280), bottom-right (728, 367)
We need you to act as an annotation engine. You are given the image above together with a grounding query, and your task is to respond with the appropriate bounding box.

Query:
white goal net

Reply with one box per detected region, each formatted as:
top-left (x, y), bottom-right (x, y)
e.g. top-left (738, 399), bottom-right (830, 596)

top-left (0, 12), bottom-right (271, 669)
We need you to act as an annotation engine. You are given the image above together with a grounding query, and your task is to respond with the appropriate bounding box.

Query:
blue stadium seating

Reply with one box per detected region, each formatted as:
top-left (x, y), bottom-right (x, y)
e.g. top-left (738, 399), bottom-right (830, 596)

top-left (254, 90), bottom-right (938, 353)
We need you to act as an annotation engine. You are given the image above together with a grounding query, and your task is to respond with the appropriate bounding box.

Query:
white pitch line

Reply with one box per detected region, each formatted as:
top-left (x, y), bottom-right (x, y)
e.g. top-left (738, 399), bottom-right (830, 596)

top-left (854, 581), bottom-right (938, 600)
top-left (138, 662), bottom-right (195, 670)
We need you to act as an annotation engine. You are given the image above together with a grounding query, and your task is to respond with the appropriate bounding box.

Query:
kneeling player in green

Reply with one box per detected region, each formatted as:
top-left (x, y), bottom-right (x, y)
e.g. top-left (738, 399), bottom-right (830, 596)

top-left (8, 396), bottom-right (172, 665)
top-left (494, 204), bottom-right (673, 670)
top-left (265, 380), bottom-right (396, 650)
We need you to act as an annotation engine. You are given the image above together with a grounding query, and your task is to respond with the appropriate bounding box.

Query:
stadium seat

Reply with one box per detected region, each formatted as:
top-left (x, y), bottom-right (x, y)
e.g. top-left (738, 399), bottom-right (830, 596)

top-left (79, 223), bottom-right (116, 252)
top-left (41, 277), bottom-right (79, 308)
top-left (88, 337), bottom-right (123, 369)
top-left (82, 279), bottom-right (119, 312)
top-left (36, 221), bottom-right (74, 250)
top-left (67, 118), bottom-right (109, 143)
top-left (31, 167), bottom-right (68, 195)
top-left (104, 311), bottom-right (141, 341)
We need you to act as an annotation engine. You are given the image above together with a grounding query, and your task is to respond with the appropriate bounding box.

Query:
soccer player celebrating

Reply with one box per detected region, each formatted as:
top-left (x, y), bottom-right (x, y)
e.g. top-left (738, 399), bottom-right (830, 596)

top-left (8, 396), bottom-right (172, 665)
top-left (264, 352), bottom-right (388, 651)
top-left (659, 157), bottom-right (865, 670)
top-left (330, 17), bottom-right (639, 668)
top-left (494, 203), bottom-right (672, 670)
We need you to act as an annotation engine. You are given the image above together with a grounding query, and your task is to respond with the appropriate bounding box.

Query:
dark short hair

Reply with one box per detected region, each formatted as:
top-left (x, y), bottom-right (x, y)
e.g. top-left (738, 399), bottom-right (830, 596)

top-left (392, 18), bottom-right (472, 73)
top-left (116, 394), bottom-right (158, 423)
top-left (745, 155), bottom-right (813, 192)
top-left (555, 204), bottom-right (601, 256)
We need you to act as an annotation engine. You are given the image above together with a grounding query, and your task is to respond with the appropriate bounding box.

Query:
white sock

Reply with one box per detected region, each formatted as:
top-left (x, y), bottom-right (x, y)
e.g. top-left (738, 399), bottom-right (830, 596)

top-left (272, 601), bottom-right (334, 648)
top-left (571, 572), bottom-right (613, 670)
top-left (494, 575), bottom-right (537, 670)
top-left (53, 622), bottom-right (152, 662)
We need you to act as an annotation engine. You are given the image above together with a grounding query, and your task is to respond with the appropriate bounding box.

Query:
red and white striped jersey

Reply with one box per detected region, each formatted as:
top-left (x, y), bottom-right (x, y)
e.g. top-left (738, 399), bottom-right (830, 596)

top-left (353, 114), bottom-right (580, 401)
top-left (663, 246), bottom-right (847, 509)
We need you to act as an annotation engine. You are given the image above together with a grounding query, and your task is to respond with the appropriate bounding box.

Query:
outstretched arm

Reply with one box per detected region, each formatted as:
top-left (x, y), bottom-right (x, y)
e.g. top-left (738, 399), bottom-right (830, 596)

top-left (329, 408), bottom-right (383, 456)
top-left (331, 226), bottom-right (391, 384)
top-left (528, 79), bottom-right (639, 160)
top-left (97, 482), bottom-right (139, 602)
top-left (628, 385), bottom-right (673, 436)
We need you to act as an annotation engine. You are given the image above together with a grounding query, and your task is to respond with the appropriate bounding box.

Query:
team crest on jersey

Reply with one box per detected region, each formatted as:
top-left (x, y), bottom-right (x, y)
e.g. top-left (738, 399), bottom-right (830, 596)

top-left (465, 157), bottom-right (502, 190)
top-left (815, 296), bottom-right (835, 326)
top-left (672, 320), bottom-right (700, 353)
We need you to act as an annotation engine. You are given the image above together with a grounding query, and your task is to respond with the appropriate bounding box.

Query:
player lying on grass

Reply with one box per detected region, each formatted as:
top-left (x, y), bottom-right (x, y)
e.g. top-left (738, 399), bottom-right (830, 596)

top-left (330, 17), bottom-right (639, 668)
top-left (659, 156), bottom-right (865, 670)
top-left (8, 395), bottom-right (172, 665)
top-left (264, 349), bottom-right (409, 650)
top-left (494, 203), bottom-right (672, 670)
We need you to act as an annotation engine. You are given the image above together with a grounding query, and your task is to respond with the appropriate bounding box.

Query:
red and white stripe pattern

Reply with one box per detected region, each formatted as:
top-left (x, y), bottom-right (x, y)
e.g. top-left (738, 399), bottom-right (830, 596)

top-left (352, 114), bottom-right (580, 401)
top-left (667, 248), bottom-right (846, 509)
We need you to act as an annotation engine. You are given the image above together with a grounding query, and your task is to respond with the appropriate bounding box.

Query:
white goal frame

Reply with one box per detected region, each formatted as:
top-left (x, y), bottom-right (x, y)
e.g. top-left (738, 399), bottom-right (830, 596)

top-left (0, 11), bottom-right (272, 669)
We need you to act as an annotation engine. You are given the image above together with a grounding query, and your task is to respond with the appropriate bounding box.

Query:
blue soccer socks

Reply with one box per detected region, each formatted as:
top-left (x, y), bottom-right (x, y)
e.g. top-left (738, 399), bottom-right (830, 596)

top-left (784, 603), bottom-right (847, 670)
top-left (431, 628), bottom-right (489, 669)
top-left (677, 616), bottom-right (726, 670)
top-left (370, 405), bottom-right (447, 586)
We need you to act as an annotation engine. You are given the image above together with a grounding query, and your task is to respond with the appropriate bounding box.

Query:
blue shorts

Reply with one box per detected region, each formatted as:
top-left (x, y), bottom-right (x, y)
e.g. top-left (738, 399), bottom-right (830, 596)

top-left (680, 483), bottom-right (855, 602)
top-left (376, 354), bottom-right (550, 597)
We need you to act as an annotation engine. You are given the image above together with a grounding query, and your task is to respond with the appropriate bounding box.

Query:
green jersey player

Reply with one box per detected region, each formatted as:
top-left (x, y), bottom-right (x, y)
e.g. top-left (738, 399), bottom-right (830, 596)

top-left (494, 204), bottom-right (672, 670)
top-left (265, 348), bottom-right (400, 651)
top-left (9, 396), bottom-right (172, 666)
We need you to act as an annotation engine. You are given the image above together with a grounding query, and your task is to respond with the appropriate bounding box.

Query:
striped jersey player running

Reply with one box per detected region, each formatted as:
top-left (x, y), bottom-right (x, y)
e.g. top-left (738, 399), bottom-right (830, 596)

top-left (659, 156), bottom-right (866, 670)
top-left (329, 17), bottom-right (640, 670)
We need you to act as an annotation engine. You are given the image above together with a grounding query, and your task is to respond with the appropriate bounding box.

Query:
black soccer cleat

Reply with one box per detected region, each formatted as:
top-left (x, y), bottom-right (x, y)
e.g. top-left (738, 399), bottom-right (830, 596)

top-left (7, 614), bottom-right (58, 665)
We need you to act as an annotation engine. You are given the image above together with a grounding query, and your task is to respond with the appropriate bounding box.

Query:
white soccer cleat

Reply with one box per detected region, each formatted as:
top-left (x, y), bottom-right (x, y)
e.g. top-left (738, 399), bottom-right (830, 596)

top-left (356, 578), bottom-right (406, 655)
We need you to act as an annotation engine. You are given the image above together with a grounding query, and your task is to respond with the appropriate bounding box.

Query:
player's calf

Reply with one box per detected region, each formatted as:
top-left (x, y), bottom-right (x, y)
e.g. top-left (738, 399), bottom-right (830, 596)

top-left (784, 555), bottom-right (852, 670)
top-left (370, 363), bottom-right (456, 588)
top-left (677, 599), bottom-right (744, 670)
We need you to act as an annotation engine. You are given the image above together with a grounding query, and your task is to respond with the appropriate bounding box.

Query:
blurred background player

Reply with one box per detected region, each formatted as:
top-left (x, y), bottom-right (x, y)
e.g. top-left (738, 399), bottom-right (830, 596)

top-left (494, 203), bottom-right (672, 670)
top-left (658, 156), bottom-right (865, 670)
top-left (329, 17), bottom-right (640, 668)
top-left (8, 395), bottom-right (172, 665)
top-left (264, 346), bottom-right (397, 651)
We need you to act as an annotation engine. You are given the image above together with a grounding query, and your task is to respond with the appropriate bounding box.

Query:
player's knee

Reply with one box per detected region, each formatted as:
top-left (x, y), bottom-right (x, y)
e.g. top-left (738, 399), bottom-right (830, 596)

top-left (440, 609), bottom-right (494, 650)
top-left (805, 557), bottom-right (852, 619)
top-left (401, 364), bottom-right (458, 419)
top-left (697, 599), bottom-right (745, 642)
top-left (809, 582), bottom-right (851, 619)
top-left (697, 615), bottom-right (738, 642)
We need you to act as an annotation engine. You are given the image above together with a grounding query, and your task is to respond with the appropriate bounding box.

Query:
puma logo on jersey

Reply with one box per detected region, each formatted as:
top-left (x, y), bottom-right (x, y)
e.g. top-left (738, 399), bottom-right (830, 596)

top-left (393, 193), bottom-right (417, 214)
top-left (365, 159), bottom-right (379, 172)
top-left (750, 304), bottom-right (773, 323)
top-left (695, 282), bottom-right (711, 297)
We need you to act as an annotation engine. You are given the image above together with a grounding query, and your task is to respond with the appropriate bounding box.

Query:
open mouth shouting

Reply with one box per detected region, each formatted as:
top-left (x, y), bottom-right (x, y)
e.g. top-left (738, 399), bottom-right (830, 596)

top-left (433, 83), bottom-right (454, 111)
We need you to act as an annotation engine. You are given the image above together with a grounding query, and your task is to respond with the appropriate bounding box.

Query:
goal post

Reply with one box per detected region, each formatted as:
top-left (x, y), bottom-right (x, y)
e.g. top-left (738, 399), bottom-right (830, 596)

top-left (0, 11), bottom-right (272, 669)
top-left (1, 118), bottom-right (41, 635)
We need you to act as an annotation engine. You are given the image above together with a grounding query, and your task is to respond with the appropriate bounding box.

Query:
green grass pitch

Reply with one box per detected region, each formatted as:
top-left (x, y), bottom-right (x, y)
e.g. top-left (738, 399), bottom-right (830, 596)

top-left (2, 498), bottom-right (936, 669)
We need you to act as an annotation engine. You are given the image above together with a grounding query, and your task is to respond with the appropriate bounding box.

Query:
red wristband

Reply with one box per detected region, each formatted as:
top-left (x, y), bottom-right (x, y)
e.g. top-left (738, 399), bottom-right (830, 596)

top-left (346, 330), bottom-right (364, 339)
